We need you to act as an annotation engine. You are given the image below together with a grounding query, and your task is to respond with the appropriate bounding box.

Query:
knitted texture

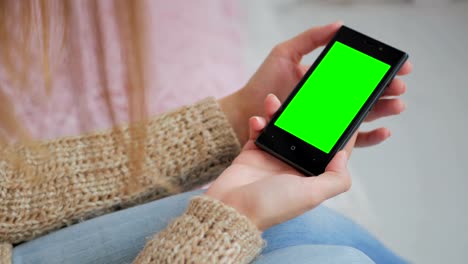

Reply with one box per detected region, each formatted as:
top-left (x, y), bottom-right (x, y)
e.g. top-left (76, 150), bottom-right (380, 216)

top-left (0, 243), bottom-right (11, 263)
top-left (0, 98), bottom-right (241, 252)
top-left (133, 196), bottom-right (264, 264)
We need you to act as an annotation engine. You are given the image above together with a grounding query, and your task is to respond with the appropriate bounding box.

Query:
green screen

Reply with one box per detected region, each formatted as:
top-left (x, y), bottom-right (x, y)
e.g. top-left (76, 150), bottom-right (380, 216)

top-left (274, 41), bottom-right (390, 153)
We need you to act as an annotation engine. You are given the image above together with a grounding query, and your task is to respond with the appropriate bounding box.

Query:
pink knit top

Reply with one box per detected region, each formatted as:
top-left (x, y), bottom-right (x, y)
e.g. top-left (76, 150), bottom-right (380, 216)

top-left (0, 0), bottom-right (244, 140)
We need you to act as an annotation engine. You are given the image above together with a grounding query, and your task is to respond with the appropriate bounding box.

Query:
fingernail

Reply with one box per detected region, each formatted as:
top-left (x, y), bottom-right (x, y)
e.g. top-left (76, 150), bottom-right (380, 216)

top-left (253, 116), bottom-right (264, 125)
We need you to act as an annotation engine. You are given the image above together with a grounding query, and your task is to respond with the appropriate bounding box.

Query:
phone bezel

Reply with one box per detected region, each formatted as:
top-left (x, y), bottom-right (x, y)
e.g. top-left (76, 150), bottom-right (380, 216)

top-left (255, 25), bottom-right (408, 176)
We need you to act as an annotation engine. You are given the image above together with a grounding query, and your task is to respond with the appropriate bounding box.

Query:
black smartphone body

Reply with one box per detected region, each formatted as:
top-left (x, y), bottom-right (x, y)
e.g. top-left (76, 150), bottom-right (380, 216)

top-left (255, 25), bottom-right (408, 176)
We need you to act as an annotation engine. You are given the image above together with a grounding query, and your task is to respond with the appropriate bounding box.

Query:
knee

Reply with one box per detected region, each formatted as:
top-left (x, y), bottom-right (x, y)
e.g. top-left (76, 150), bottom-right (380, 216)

top-left (255, 245), bottom-right (374, 264)
top-left (331, 246), bottom-right (375, 263)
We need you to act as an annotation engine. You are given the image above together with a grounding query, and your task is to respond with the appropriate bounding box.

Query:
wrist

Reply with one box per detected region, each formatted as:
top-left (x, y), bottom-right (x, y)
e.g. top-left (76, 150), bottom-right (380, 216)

top-left (218, 90), bottom-right (250, 145)
top-left (206, 191), bottom-right (263, 231)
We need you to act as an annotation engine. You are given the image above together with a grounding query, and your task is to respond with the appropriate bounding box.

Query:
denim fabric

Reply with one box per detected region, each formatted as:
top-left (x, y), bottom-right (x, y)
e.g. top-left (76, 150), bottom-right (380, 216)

top-left (262, 205), bottom-right (406, 264)
top-left (253, 245), bottom-right (373, 264)
top-left (13, 189), bottom-right (403, 264)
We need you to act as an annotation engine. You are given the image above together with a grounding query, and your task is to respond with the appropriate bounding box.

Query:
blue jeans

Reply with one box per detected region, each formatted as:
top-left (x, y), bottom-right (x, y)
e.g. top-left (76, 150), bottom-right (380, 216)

top-left (12, 190), bottom-right (406, 264)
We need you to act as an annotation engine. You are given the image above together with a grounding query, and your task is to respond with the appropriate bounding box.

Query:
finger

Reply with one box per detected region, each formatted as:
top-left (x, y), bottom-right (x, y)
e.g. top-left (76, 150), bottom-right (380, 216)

top-left (264, 94), bottom-right (282, 123)
top-left (248, 116), bottom-right (267, 141)
top-left (302, 151), bottom-right (351, 203)
top-left (297, 64), bottom-right (310, 79)
top-left (397, 61), bottom-right (413, 76)
top-left (355, 128), bottom-right (391, 148)
top-left (343, 131), bottom-right (358, 158)
top-left (365, 98), bottom-right (406, 122)
top-left (325, 150), bottom-right (348, 175)
top-left (278, 21), bottom-right (343, 63)
top-left (382, 78), bottom-right (406, 97)
top-left (319, 150), bottom-right (351, 198)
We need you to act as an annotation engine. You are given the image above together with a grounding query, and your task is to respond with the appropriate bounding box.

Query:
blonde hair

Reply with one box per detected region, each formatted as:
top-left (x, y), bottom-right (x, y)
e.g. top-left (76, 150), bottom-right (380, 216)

top-left (0, 1), bottom-right (150, 190)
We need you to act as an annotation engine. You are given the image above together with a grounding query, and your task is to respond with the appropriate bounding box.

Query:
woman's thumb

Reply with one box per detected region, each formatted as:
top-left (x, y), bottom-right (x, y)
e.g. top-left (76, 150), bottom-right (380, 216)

top-left (325, 150), bottom-right (348, 174)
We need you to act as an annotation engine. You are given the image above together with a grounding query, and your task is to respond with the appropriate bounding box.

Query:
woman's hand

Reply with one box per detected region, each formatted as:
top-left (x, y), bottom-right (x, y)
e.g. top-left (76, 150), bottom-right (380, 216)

top-left (207, 94), bottom-right (353, 231)
top-left (219, 21), bottom-right (412, 146)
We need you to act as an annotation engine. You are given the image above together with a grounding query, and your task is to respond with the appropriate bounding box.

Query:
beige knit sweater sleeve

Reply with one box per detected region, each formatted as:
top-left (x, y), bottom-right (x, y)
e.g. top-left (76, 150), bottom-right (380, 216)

top-left (0, 98), bottom-right (266, 263)
top-left (133, 196), bottom-right (264, 264)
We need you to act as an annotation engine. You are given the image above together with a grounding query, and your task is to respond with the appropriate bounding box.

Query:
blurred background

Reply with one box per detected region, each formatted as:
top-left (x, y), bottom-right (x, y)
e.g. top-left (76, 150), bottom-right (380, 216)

top-left (236, 0), bottom-right (467, 263)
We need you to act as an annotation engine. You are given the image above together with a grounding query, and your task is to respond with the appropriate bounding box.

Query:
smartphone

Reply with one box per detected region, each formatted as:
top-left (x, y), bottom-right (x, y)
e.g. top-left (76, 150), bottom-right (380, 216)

top-left (255, 25), bottom-right (408, 176)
